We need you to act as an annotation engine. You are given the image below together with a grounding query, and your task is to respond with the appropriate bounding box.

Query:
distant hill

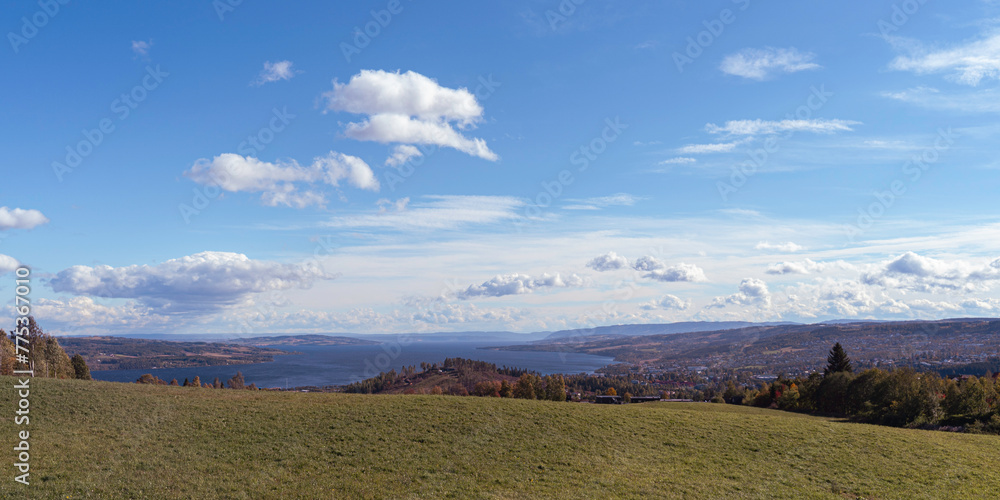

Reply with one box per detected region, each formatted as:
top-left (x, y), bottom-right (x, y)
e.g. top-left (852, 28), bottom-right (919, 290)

top-left (57, 336), bottom-right (293, 371)
top-left (497, 318), bottom-right (1000, 374)
top-left (225, 334), bottom-right (379, 346)
top-left (539, 321), bottom-right (798, 342)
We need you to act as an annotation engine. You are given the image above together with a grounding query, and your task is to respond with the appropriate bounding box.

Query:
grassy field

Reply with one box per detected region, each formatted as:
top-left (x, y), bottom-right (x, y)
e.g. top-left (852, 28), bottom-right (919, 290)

top-left (2, 377), bottom-right (999, 499)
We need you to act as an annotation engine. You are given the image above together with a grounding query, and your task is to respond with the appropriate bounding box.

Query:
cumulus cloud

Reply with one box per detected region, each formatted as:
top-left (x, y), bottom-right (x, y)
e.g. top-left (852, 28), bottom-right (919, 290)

top-left (755, 241), bottom-right (804, 252)
top-left (322, 69), bottom-right (497, 161)
top-left (720, 47), bottom-right (820, 80)
top-left (31, 297), bottom-right (170, 332)
top-left (325, 195), bottom-right (522, 230)
top-left (184, 152), bottom-right (378, 208)
top-left (710, 278), bottom-right (771, 308)
top-left (586, 252), bottom-right (630, 271)
top-left (254, 60), bottom-right (298, 85)
top-left (632, 255), bottom-right (665, 272)
top-left (50, 252), bottom-right (337, 315)
top-left (861, 252), bottom-right (1000, 292)
top-left (643, 263), bottom-right (708, 283)
top-left (640, 294), bottom-right (690, 311)
top-left (706, 119), bottom-right (860, 136)
top-left (888, 33), bottom-right (1000, 86)
top-left (0, 207), bottom-right (49, 230)
top-left (455, 273), bottom-right (583, 300)
top-left (0, 254), bottom-right (20, 274)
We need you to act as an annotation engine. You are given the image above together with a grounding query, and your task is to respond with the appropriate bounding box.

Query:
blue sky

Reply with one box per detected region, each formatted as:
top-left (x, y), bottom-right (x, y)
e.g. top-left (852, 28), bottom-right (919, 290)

top-left (3, 0), bottom-right (1000, 335)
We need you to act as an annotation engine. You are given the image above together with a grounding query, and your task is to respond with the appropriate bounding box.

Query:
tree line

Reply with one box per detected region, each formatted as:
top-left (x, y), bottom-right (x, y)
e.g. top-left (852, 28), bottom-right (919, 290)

top-left (1, 317), bottom-right (91, 380)
top-left (743, 343), bottom-right (1000, 434)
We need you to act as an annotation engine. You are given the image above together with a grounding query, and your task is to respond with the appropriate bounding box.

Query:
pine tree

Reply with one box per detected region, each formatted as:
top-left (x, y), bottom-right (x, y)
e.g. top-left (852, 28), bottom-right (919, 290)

top-left (71, 354), bottom-right (91, 380)
top-left (825, 343), bottom-right (853, 375)
top-left (182, 378), bottom-right (190, 387)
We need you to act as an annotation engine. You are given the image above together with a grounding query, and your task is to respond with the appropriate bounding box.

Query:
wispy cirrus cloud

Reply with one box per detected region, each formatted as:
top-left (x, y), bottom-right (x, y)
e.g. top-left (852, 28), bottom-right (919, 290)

top-left (706, 118), bottom-right (861, 136)
top-left (720, 47), bottom-right (820, 80)
top-left (888, 32), bottom-right (1000, 86)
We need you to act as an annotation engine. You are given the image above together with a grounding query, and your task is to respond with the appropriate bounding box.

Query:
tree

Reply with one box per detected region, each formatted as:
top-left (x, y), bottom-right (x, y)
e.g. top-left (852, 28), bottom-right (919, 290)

top-left (213, 377), bottom-right (222, 389)
top-left (545, 374), bottom-right (567, 402)
top-left (499, 379), bottom-right (513, 398)
top-left (604, 387), bottom-right (617, 396)
top-left (169, 378), bottom-right (179, 386)
top-left (182, 378), bottom-right (190, 387)
top-left (192, 375), bottom-right (201, 388)
top-left (623, 392), bottom-right (633, 404)
top-left (513, 373), bottom-right (537, 399)
top-left (226, 371), bottom-right (246, 390)
top-left (0, 331), bottom-right (15, 376)
top-left (71, 354), bottom-right (91, 380)
top-left (825, 343), bottom-right (853, 375)
top-left (136, 373), bottom-right (165, 385)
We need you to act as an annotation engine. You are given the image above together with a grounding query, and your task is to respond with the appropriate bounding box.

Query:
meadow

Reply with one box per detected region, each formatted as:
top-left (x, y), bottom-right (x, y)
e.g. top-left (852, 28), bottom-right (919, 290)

top-left (2, 376), bottom-right (998, 499)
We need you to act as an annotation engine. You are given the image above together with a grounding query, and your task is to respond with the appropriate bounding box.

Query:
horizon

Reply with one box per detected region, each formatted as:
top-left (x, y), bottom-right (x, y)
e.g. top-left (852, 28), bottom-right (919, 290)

top-left (4, 1), bottom-right (1000, 336)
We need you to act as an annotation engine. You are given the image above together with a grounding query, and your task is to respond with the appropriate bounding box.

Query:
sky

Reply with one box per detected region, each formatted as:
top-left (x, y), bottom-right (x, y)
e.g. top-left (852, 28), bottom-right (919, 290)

top-left (3, 0), bottom-right (1000, 336)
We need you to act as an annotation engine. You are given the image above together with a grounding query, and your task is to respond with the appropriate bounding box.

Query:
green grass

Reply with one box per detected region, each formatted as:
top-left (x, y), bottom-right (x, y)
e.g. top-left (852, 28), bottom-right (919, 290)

top-left (2, 377), bottom-right (999, 499)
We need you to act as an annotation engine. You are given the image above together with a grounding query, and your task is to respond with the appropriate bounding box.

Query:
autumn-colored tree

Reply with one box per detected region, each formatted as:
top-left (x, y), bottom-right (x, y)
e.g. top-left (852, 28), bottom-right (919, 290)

top-left (136, 373), bottom-right (166, 385)
top-left (623, 392), bottom-right (633, 404)
top-left (430, 385), bottom-right (443, 395)
top-left (226, 371), bottom-right (246, 390)
top-left (0, 331), bottom-right (15, 376)
top-left (545, 374), bottom-right (567, 402)
top-left (71, 354), bottom-right (91, 380)
top-left (499, 379), bottom-right (513, 398)
top-left (513, 373), bottom-right (537, 399)
top-left (169, 378), bottom-right (179, 386)
top-left (604, 387), bottom-right (617, 396)
top-left (213, 377), bottom-right (222, 389)
top-left (192, 375), bottom-right (201, 388)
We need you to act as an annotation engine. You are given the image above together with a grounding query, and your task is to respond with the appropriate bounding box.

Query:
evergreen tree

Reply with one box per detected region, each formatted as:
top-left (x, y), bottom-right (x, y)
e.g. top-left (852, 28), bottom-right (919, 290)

top-left (825, 343), bottom-right (853, 375)
top-left (182, 378), bottom-right (190, 387)
top-left (71, 354), bottom-right (91, 380)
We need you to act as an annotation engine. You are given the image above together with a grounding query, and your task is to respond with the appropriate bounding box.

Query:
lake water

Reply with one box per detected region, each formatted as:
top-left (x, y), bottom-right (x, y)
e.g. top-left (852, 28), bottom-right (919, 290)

top-left (90, 340), bottom-right (616, 389)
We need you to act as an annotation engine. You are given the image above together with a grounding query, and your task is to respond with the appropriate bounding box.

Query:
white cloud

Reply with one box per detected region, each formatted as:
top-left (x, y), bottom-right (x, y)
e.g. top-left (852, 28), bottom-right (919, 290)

top-left (888, 33), bottom-right (1000, 86)
top-left (376, 197), bottom-right (410, 213)
top-left (385, 144), bottom-right (423, 167)
top-left (455, 272), bottom-right (583, 299)
top-left (342, 113), bottom-right (497, 160)
top-left (882, 86), bottom-right (1000, 113)
top-left (706, 119), bottom-right (860, 136)
top-left (50, 252), bottom-right (337, 315)
top-left (677, 140), bottom-right (746, 154)
top-left (755, 241), bottom-right (805, 252)
top-left (720, 47), bottom-right (820, 80)
top-left (710, 278), bottom-right (771, 308)
top-left (861, 252), bottom-right (1000, 292)
top-left (0, 207), bottom-right (49, 230)
top-left (640, 294), bottom-right (690, 311)
top-left (586, 251), bottom-right (630, 271)
top-left (184, 152), bottom-right (379, 208)
top-left (254, 60), bottom-right (297, 85)
top-left (563, 193), bottom-right (641, 211)
top-left (0, 254), bottom-right (20, 274)
top-left (659, 157), bottom-right (696, 165)
top-left (32, 297), bottom-right (170, 332)
top-left (325, 195), bottom-right (523, 230)
top-left (643, 263), bottom-right (708, 283)
top-left (765, 258), bottom-right (853, 275)
top-left (131, 40), bottom-right (151, 57)
top-left (323, 69), bottom-right (497, 161)
top-left (632, 255), bottom-right (664, 272)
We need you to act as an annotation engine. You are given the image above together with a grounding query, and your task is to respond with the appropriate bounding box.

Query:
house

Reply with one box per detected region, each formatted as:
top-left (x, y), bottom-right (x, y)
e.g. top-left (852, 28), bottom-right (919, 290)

top-left (628, 396), bottom-right (660, 404)
top-left (595, 395), bottom-right (622, 404)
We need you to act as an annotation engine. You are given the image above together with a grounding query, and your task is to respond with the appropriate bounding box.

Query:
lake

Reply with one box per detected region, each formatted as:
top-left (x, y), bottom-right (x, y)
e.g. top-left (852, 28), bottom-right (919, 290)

top-left (90, 340), bottom-right (616, 389)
